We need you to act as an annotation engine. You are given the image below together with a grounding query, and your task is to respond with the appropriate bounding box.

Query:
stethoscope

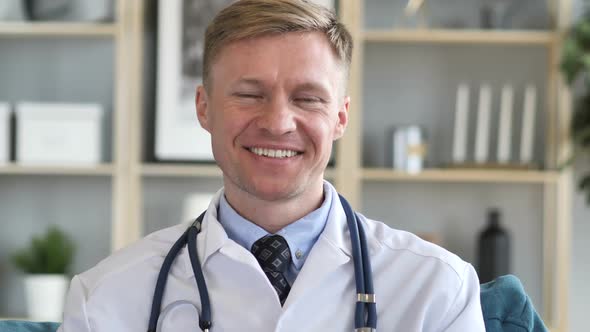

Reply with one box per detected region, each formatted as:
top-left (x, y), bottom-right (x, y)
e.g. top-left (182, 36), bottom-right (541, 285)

top-left (147, 194), bottom-right (377, 332)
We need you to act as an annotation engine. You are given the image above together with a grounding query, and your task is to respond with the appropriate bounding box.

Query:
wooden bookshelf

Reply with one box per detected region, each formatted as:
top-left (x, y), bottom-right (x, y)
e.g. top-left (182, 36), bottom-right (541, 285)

top-left (0, 22), bottom-right (116, 37)
top-left (0, 164), bottom-right (114, 176)
top-left (141, 163), bottom-right (222, 178)
top-left (141, 163), bottom-right (337, 179)
top-left (362, 168), bottom-right (559, 184)
top-left (363, 29), bottom-right (556, 45)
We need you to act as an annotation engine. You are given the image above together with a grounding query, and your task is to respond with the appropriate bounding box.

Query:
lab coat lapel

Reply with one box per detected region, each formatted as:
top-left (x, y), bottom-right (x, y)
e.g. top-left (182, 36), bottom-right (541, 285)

top-left (182, 189), bottom-right (268, 279)
top-left (182, 189), bottom-right (230, 277)
top-left (283, 187), bottom-right (352, 307)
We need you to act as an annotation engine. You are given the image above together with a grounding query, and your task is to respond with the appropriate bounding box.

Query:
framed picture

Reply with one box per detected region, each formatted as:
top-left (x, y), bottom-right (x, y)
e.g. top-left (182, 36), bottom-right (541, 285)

top-left (156, 0), bottom-right (233, 161)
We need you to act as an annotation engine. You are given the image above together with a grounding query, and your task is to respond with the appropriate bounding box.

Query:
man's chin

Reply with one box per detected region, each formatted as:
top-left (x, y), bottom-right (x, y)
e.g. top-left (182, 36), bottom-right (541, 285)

top-left (248, 185), bottom-right (300, 202)
top-left (243, 178), bottom-right (304, 202)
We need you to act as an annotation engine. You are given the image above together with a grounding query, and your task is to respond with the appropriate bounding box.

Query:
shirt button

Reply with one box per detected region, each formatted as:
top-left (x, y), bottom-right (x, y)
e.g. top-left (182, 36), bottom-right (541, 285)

top-left (295, 250), bottom-right (303, 259)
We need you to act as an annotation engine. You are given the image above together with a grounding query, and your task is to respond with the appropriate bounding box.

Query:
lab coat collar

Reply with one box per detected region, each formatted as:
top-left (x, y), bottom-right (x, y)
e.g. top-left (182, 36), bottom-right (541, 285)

top-left (285, 182), bottom-right (383, 307)
top-left (283, 182), bottom-right (354, 307)
top-left (320, 181), bottom-right (354, 257)
top-left (182, 188), bottom-right (230, 278)
top-left (319, 181), bottom-right (382, 258)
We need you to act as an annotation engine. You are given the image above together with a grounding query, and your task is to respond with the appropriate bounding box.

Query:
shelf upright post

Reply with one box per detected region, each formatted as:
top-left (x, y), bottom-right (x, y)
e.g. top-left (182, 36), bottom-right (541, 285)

top-left (112, 0), bottom-right (144, 251)
top-left (127, 0), bottom-right (145, 249)
top-left (335, 0), bottom-right (364, 209)
top-left (543, 0), bottom-right (573, 330)
top-left (555, 0), bottom-right (574, 329)
top-left (543, 0), bottom-right (559, 327)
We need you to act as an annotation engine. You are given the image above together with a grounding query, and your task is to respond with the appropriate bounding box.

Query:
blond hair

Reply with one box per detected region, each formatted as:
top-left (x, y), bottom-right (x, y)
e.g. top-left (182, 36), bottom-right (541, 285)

top-left (203, 0), bottom-right (353, 89)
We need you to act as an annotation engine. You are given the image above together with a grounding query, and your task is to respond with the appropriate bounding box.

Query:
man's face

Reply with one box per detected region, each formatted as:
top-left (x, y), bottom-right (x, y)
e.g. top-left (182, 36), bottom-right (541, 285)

top-left (196, 32), bottom-right (349, 202)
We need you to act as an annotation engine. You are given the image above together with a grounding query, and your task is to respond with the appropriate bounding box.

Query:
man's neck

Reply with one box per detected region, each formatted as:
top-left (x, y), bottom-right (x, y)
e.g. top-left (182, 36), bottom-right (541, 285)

top-left (223, 181), bottom-right (325, 234)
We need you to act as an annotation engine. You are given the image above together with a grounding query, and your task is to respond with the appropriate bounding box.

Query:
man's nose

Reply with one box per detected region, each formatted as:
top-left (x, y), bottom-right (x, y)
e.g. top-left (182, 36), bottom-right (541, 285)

top-left (256, 97), bottom-right (297, 136)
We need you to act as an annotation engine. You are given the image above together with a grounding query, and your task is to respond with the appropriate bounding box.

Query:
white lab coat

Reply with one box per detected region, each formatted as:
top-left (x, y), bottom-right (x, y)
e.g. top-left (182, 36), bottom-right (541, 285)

top-left (58, 185), bottom-right (485, 331)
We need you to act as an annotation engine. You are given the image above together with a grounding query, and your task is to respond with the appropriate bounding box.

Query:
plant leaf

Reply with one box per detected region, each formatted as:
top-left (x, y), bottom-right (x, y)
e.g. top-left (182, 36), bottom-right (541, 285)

top-left (11, 226), bottom-right (75, 275)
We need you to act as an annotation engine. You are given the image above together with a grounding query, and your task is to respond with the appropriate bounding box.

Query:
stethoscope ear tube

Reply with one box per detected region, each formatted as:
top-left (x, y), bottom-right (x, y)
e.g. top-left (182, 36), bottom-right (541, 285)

top-left (187, 218), bottom-right (212, 331)
top-left (147, 211), bottom-right (209, 332)
top-left (338, 194), bottom-right (377, 331)
top-left (340, 194), bottom-right (366, 329)
top-left (357, 214), bottom-right (377, 329)
top-left (147, 227), bottom-right (191, 332)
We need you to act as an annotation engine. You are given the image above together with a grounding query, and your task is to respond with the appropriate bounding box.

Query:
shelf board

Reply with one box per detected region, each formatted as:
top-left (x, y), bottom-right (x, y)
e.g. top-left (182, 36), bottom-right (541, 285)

top-left (141, 163), bottom-right (223, 178)
top-left (363, 29), bottom-right (556, 45)
top-left (362, 168), bottom-right (559, 184)
top-left (0, 164), bottom-right (114, 176)
top-left (0, 22), bottom-right (116, 37)
top-left (141, 163), bottom-right (336, 179)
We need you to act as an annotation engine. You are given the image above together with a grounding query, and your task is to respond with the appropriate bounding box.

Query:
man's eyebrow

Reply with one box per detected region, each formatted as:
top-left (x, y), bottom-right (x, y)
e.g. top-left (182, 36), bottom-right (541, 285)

top-left (229, 79), bottom-right (332, 96)
top-left (295, 82), bottom-right (328, 92)
top-left (230, 78), bottom-right (265, 89)
top-left (294, 82), bottom-right (331, 95)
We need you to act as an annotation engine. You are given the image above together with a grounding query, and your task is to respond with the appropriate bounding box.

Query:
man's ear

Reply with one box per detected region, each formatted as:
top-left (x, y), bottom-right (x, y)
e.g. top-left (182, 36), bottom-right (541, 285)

top-left (196, 85), bottom-right (211, 133)
top-left (333, 96), bottom-right (350, 140)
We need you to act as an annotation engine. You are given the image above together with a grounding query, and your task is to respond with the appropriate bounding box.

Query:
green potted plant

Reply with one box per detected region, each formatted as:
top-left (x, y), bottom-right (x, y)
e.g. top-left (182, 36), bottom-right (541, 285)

top-left (11, 226), bottom-right (75, 321)
top-left (560, 11), bottom-right (590, 204)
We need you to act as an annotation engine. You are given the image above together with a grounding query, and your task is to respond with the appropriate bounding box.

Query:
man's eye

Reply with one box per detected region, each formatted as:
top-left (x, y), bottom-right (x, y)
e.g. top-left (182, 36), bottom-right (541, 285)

top-left (295, 97), bottom-right (322, 103)
top-left (237, 93), bottom-right (262, 99)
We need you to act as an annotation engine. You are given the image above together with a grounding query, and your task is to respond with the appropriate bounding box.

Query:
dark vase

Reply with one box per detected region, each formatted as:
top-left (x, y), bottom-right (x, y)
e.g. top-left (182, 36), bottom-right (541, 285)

top-left (477, 208), bottom-right (510, 283)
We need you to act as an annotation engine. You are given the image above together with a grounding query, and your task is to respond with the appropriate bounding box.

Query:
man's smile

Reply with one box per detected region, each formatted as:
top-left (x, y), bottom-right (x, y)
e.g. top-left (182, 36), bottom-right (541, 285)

top-left (247, 147), bottom-right (302, 158)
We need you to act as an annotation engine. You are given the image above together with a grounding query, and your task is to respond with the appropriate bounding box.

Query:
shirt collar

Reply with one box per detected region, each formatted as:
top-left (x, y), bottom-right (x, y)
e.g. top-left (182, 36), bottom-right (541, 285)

top-left (218, 182), bottom-right (332, 270)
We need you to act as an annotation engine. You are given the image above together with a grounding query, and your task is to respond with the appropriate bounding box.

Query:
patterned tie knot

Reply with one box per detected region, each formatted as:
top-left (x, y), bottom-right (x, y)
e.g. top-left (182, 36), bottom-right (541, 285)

top-left (251, 235), bottom-right (292, 273)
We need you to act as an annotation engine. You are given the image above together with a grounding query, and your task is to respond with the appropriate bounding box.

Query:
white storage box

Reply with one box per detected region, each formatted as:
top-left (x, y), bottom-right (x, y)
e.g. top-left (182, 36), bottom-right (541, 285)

top-left (0, 103), bottom-right (10, 164)
top-left (16, 102), bottom-right (104, 165)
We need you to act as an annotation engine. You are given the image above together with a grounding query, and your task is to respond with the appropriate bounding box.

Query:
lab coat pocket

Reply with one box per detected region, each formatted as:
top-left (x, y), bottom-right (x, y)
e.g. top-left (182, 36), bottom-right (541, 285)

top-left (157, 300), bottom-right (201, 332)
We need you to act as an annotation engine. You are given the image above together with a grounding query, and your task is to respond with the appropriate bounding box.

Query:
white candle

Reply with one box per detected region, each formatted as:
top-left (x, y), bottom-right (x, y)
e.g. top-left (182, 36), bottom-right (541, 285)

top-left (406, 126), bottom-right (423, 174)
top-left (453, 84), bottom-right (469, 164)
top-left (0, 103), bottom-right (10, 164)
top-left (393, 128), bottom-right (407, 171)
top-left (475, 84), bottom-right (492, 164)
top-left (497, 84), bottom-right (514, 164)
top-left (520, 85), bottom-right (537, 165)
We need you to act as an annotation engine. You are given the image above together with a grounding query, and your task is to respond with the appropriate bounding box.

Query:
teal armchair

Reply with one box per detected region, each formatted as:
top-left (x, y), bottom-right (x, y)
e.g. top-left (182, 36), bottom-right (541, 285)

top-left (0, 321), bottom-right (59, 332)
top-left (0, 274), bottom-right (547, 332)
top-left (480, 274), bottom-right (548, 332)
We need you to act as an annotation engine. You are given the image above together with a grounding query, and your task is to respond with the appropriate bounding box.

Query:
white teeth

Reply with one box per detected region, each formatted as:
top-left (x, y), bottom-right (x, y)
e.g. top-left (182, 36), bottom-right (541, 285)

top-left (249, 147), bottom-right (299, 158)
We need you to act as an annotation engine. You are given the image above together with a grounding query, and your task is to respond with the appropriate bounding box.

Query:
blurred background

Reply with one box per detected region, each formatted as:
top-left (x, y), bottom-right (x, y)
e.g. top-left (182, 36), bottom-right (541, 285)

top-left (0, 0), bottom-right (589, 331)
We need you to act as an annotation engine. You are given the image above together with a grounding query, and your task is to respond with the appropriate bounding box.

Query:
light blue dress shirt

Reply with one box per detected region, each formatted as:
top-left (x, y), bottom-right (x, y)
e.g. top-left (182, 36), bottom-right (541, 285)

top-left (218, 182), bottom-right (333, 285)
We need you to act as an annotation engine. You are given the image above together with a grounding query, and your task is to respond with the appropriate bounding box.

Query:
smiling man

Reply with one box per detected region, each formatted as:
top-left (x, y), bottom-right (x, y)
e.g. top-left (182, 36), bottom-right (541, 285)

top-left (59, 1), bottom-right (485, 331)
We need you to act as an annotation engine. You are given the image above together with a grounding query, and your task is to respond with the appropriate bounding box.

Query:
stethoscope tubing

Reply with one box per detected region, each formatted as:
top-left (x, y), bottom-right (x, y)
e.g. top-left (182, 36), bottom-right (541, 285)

top-left (339, 194), bottom-right (366, 329)
top-left (357, 211), bottom-right (377, 328)
top-left (187, 215), bottom-right (212, 331)
top-left (339, 194), bottom-right (377, 330)
top-left (147, 227), bottom-right (191, 332)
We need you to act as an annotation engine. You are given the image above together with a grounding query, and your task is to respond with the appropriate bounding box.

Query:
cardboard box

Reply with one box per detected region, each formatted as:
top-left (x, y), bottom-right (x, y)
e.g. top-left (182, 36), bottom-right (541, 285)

top-left (0, 103), bottom-right (9, 164)
top-left (16, 102), bottom-right (104, 165)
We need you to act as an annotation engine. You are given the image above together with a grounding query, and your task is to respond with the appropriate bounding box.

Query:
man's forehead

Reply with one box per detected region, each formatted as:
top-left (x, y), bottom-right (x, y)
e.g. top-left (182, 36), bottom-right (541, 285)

top-left (215, 32), bottom-right (339, 66)
top-left (208, 31), bottom-right (347, 93)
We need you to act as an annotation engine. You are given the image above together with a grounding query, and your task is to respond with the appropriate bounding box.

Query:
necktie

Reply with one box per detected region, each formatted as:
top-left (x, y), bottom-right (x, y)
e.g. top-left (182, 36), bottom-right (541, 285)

top-left (251, 234), bottom-right (292, 305)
